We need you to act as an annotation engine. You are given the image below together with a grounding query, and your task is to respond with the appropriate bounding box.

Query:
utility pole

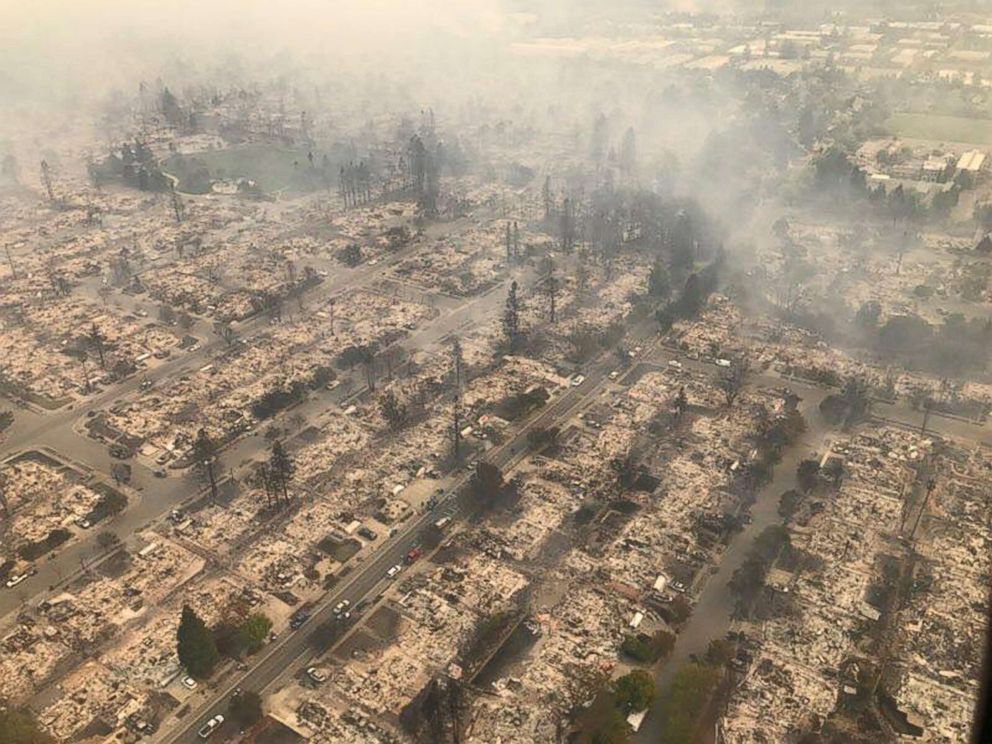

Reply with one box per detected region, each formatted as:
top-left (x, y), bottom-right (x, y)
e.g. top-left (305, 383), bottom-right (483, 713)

top-left (169, 182), bottom-right (183, 224)
top-left (451, 336), bottom-right (464, 402)
top-left (40, 160), bottom-right (55, 203)
top-left (452, 406), bottom-right (463, 461)
top-left (5, 243), bottom-right (16, 279)
top-left (908, 476), bottom-right (937, 543)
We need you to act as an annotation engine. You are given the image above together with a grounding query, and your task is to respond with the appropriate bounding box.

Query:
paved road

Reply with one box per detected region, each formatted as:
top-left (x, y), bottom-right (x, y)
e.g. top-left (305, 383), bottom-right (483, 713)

top-left (160, 323), bottom-right (992, 740)
top-left (157, 315), bottom-right (662, 742)
top-left (0, 210), bottom-right (505, 618)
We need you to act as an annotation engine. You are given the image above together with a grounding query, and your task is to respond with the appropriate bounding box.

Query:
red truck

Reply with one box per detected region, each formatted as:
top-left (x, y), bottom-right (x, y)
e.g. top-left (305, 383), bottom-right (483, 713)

top-left (405, 547), bottom-right (422, 565)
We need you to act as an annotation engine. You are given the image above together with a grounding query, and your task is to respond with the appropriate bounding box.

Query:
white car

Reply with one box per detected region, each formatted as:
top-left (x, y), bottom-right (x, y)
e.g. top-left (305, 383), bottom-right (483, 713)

top-left (715, 358), bottom-right (732, 368)
top-left (386, 564), bottom-right (403, 579)
top-left (181, 676), bottom-right (198, 690)
top-left (197, 715), bottom-right (224, 739)
top-left (307, 667), bottom-right (328, 684)
top-left (571, 374), bottom-right (586, 387)
top-left (333, 600), bottom-right (350, 616)
top-left (609, 370), bottom-right (620, 380)
top-left (667, 360), bottom-right (683, 370)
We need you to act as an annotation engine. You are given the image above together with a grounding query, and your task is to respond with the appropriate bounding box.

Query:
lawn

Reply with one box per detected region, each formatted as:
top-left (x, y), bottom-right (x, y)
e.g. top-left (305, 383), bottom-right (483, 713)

top-left (887, 112), bottom-right (992, 145)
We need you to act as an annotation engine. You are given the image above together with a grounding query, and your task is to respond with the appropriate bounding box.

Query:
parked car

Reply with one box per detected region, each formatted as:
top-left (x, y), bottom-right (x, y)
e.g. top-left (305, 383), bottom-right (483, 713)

top-left (181, 676), bottom-right (197, 690)
top-left (357, 526), bottom-right (377, 540)
top-left (386, 564), bottom-right (402, 579)
top-left (197, 715), bottom-right (223, 739)
top-left (307, 667), bottom-right (328, 684)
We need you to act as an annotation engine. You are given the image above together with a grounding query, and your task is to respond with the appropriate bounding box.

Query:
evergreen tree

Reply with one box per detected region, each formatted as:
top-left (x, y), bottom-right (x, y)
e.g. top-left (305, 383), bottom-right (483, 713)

top-left (648, 257), bottom-right (671, 300)
top-left (380, 390), bottom-right (409, 430)
top-left (192, 428), bottom-right (219, 503)
top-left (88, 323), bottom-right (105, 368)
top-left (269, 440), bottom-right (294, 503)
top-left (503, 281), bottom-right (522, 351)
top-left (177, 604), bottom-right (219, 678)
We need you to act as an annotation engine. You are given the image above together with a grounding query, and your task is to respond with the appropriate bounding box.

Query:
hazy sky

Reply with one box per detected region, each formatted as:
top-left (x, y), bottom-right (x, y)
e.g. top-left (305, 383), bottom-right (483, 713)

top-left (1, 0), bottom-right (525, 108)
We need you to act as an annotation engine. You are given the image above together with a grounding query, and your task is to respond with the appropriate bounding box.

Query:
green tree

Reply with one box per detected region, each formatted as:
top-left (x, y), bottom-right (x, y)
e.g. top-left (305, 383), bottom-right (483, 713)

top-left (471, 462), bottom-right (504, 506)
top-left (269, 440), bottom-right (294, 504)
top-left (655, 306), bottom-right (675, 333)
top-left (673, 386), bottom-right (688, 418)
top-left (380, 390), bottom-right (409, 430)
top-left (228, 690), bottom-right (263, 728)
top-left (705, 639), bottom-right (735, 666)
top-left (339, 243), bottom-right (362, 267)
top-left (177, 604), bottom-right (220, 678)
top-left (658, 663), bottom-right (721, 742)
top-left (0, 708), bottom-right (53, 744)
top-left (797, 459), bottom-right (821, 493)
top-left (191, 428), bottom-right (219, 503)
top-left (621, 630), bottom-right (675, 664)
top-left (96, 531), bottom-right (121, 552)
top-left (647, 257), bottom-right (670, 300)
top-left (718, 356), bottom-right (750, 407)
top-left (239, 613), bottom-right (273, 654)
top-left (613, 669), bottom-right (655, 713)
top-left (574, 691), bottom-right (628, 744)
top-left (503, 280), bottom-right (522, 351)
top-left (88, 322), bottom-right (106, 368)
top-left (675, 273), bottom-right (705, 318)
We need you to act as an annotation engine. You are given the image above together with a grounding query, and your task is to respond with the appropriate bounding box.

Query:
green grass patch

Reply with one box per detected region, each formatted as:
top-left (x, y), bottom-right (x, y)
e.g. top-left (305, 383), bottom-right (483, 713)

top-left (887, 112), bottom-right (992, 144)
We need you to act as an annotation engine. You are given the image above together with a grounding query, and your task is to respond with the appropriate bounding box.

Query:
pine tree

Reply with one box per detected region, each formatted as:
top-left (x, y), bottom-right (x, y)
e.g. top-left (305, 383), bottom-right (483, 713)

top-left (192, 428), bottom-right (219, 503)
top-left (177, 604), bottom-right (219, 678)
top-left (648, 257), bottom-right (671, 300)
top-left (544, 263), bottom-right (559, 324)
top-left (269, 440), bottom-right (294, 504)
top-left (89, 323), bottom-right (105, 368)
top-left (503, 281), bottom-right (521, 351)
top-left (380, 390), bottom-right (408, 430)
